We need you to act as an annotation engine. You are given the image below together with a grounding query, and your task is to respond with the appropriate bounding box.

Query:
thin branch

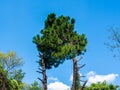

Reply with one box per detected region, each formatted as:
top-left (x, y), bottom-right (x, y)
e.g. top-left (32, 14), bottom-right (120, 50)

top-left (38, 77), bottom-right (43, 83)
top-left (77, 56), bottom-right (83, 62)
top-left (80, 80), bottom-right (87, 82)
top-left (78, 64), bottom-right (86, 70)
top-left (38, 67), bottom-right (43, 71)
top-left (112, 29), bottom-right (120, 44)
top-left (81, 80), bottom-right (87, 90)
top-left (36, 70), bottom-right (43, 74)
top-left (80, 75), bottom-right (86, 78)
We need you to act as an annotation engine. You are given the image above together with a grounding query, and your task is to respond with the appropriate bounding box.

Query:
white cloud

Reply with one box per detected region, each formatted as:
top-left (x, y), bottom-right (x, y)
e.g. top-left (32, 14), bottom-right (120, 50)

top-left (48, 82), bottom-right (70, 90)
top-left (48, 77), bottom-right (59, 82)
top-left (86, 71), bottom-right (118, 86)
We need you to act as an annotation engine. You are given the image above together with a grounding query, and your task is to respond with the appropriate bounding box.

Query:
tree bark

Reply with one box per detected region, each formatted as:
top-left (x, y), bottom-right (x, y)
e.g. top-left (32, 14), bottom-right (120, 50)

top-left (0, 70), bottom-right (7, 90)
top-left (2, 73), bottom-right (7, 90)
top-left (72, 57), bottom-right (78, 90)
top-left (41, 54), bottom-right (47, 90)
top-left (72, 57), bottom-right (87, 90)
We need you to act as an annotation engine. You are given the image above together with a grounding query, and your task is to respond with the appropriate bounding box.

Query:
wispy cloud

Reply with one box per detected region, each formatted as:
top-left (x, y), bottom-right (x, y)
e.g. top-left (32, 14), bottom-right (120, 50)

top-left (69, 71), bottom-right (118, 86)
top-left (48, 81), bottom-right (70, 90)
top-left (86, 71), bottom-right (118, 86)
top-left (48, 77), bottom-right (59, 82)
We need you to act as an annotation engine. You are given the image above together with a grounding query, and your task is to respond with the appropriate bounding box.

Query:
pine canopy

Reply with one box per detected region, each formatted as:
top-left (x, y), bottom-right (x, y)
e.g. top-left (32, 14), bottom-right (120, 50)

top-left (33, 13), bottom-right (87, 69)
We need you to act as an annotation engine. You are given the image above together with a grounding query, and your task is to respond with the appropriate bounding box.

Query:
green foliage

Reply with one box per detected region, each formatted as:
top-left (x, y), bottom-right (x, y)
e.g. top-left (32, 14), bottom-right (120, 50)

top-left (22, 81), bottom-right (43, 90)
top-left (0, 51), bottom-right (24, 90)
top-left (22, 83), bottom-right (31, 90)
top-left (0, 51), bottom-right (23, 72)
top-left (85, 81), bottom-right (118, 90)
top-left (33, 13), bottom-right (87, 69)
top-left (0, 64), bottom-right (20, 90)
top-left (33, 13), bottom-right (87, 90)
top-left (0, 64), bottom-right (6, 89)
top-left (29, 81), bottom-right (42, 90)
top-left (7, 78), bottom-right (20, 90)
top-left (10, 69), bottom-right (25, 89)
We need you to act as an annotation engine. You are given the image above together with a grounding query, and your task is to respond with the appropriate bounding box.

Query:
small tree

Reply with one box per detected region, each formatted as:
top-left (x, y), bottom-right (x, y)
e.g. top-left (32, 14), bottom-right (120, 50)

top-left (0, 51), bottom-right (24, 90)
top-left (29, 81), bottom-right (42, 90)
top-left (22, 81), bottom-right (43, 90)
top-left (105, 27), bottom-right (120, 58)
top-left (0, 51), bottom-right (23, 72)
top-left (0, 64), bottom-right (21, 90)
top-left (10, 69), bottom-right (25, 89)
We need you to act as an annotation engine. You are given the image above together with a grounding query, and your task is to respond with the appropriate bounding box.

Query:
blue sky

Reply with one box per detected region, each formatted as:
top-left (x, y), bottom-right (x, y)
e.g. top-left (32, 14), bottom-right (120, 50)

top-left (0, 0), bottom-right (120, 89)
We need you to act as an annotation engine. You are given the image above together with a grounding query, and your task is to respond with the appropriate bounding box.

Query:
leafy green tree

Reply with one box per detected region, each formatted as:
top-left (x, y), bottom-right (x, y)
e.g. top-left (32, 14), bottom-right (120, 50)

top-left (29, 81), bottom-right (42, 90)
top-left (0, 64), bottom-right (20, 90)
top-left (22, 83), bottom-right (30, 90)
top-left (0, 51), bottom-right (23, 72)
top-left (7, 78), bottom-right (20, 90)
top-left (22, 81), bottom-right (42, 90)
top-left (85, 81), bottom-right (118, 90)
top-left (0, 51), bottom-right (24, 90)
top-left (0, 64), bottom-right (8, 90)
top-left (33, 13), bottom-right (87, 90)
top-left (10, 69), bottom-right (25, 89)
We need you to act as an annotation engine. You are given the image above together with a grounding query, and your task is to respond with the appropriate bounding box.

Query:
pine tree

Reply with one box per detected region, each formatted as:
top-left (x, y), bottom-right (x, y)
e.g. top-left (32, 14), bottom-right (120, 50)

top-left (33, 13), bottom-right (87, 90)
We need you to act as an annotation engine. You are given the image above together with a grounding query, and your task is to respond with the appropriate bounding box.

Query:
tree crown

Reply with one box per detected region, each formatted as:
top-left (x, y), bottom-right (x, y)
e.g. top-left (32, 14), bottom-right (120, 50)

top-left (33, 13), bottom-right (87, 69)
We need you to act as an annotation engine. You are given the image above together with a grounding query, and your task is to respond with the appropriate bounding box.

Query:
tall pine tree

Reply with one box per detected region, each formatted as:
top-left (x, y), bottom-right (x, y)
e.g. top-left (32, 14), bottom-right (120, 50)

top-left (33, 13), bottom-right (87, 90)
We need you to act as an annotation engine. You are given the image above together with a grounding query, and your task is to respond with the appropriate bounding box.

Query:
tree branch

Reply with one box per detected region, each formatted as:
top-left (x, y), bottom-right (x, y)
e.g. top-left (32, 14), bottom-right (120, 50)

top-left (38, 67), bottom-right (43, 71)
top-left (38, 77), bottom-right (43, 83)
top-left (36, 70), bottom-right (43, 74)
top-left (77, 56), bottom-right (83, 62)
top-left (81, 80), bottom-right (87, 90)
top-left (78, 64), bottom-right (86, 70)
top-left (80, 75), bottom-right (86, 78)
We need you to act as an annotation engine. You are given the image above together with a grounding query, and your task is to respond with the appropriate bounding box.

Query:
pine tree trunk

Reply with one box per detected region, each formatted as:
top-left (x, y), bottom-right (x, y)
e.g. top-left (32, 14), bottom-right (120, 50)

top-left (72, 57), bottom-right (87, 90)
top-left (41, 54), bottom-right (47, 90)
top-left (72, 57), bottom-right (78, 90)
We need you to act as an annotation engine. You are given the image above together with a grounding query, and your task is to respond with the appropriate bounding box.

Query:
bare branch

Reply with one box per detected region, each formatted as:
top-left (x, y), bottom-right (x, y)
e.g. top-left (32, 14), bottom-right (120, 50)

top-left (78, 64), bottom-right (86, 70)
top-left (77, 56), bottom-right (83, 62)
top-left (80, 80), bottom-right (87, 82)
top-left (36, 70), bottom-right (43, 74)
top-left (112, 29), bottom-right (120, 44)
top-left (38, 77), bottom-right (43, 83)
top-left (81, 80), bottom-right (87, 90)
top-left (38, 53), bottom-right (43, 58)
top-left (80, 75), bottom-right (86, 78)
top-left (38, 67), bottom-right (43, 71)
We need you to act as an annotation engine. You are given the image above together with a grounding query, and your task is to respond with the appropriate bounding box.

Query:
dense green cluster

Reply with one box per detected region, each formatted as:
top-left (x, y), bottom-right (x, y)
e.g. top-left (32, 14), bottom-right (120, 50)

top-left (85, 81), bottom-right (118, 90)
top-left (22, 81), bottom-right (42, 90)
top-left (0, 64), bottom-right (20, 90)
top-left (0, 51), bottom-right (24, 90)
top-left (33, 13), bottom-right (87, 69)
